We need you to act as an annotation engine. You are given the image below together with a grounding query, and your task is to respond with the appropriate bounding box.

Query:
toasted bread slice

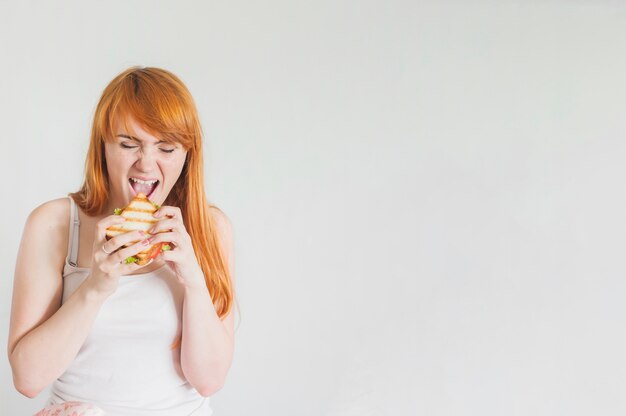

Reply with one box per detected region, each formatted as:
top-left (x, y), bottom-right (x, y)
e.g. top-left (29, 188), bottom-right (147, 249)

top-left (105, 193), bottom-right (166, 265)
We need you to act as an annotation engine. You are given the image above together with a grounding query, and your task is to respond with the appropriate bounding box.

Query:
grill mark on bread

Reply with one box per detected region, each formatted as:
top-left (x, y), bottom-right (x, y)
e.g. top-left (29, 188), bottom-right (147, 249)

top-left (122, 208), bottom-right (157, 214)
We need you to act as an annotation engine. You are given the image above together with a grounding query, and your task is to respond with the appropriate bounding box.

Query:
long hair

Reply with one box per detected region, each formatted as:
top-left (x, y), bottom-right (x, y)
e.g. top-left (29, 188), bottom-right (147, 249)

top-left (70, 67), bottom-right (234, 328)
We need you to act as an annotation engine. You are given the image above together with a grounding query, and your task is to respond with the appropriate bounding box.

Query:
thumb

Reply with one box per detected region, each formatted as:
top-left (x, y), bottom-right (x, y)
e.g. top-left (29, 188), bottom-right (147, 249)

top-left (95, 215), bottom-right (127, 245)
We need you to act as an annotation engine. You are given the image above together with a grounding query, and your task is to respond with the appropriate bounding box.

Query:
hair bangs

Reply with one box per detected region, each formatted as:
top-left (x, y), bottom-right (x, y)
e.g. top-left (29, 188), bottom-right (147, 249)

top-left (100, 69), bottom-right (197, 150)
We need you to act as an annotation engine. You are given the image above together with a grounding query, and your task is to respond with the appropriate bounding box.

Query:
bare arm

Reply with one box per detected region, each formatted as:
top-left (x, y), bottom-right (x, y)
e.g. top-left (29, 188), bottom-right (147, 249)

top-left (9, 275), bottom-right (110, 398)
top-left (7, 200), bottom-right (151, 397)
top-left (179, 209), bottom-right (236, 396)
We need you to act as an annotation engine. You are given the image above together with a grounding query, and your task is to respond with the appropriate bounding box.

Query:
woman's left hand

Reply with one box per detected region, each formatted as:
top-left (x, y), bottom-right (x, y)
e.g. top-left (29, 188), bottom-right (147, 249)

top-left (148, 206), bottom-right (205, 289)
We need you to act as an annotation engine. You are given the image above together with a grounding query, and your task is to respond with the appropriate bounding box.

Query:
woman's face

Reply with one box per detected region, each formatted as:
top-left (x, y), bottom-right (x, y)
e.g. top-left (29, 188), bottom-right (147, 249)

top-left (104, 116), bottom-right (187, 210)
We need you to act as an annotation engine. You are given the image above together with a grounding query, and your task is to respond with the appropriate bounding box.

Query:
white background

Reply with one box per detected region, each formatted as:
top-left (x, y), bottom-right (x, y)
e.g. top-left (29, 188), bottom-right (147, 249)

top-left (1, 1), bottom-right (626, 415)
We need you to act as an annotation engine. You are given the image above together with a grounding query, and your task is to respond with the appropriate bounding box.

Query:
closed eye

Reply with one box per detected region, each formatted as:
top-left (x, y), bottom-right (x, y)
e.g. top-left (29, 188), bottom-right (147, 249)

top-left (120, 143), bottom-right (175, 153)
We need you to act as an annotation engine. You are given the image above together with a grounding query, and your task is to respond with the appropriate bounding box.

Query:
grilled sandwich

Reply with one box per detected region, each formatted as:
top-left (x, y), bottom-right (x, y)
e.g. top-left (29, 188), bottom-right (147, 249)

top-left (105, 193), bottom-right (169, 265)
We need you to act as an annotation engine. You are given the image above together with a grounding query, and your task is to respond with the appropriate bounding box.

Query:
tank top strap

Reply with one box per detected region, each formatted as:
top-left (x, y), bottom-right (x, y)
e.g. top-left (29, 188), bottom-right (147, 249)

top-left (65, 196), bottom-right (80, 267)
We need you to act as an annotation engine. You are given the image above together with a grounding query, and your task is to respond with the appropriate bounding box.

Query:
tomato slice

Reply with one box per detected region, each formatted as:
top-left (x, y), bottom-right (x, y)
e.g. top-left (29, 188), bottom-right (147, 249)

top-left (148, 242), bottom-right (165, 260)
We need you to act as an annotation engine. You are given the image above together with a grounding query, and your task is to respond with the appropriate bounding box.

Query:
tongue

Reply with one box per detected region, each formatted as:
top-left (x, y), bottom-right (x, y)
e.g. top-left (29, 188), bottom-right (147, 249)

top-left (131, 181), bottom-right (156, 196)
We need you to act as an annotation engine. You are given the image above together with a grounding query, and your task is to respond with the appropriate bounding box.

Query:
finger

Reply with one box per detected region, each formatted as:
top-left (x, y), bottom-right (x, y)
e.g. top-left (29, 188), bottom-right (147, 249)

top-left (146, 231), bottom-right (178, 248)
top-left (96, 215), bottom-right (127, 245)
top-left (148, 218), bottom-right (180, 234)
top-left (159, 247), bottom-right (181, 262)
top-left (104, 230), bottom-right (149, 254)
top-left (115, 259), bottom-right (145, 274)
top-left (112, 237), bottom-right (156, 264)
top-left (153, 205), bottom-right (182, 220)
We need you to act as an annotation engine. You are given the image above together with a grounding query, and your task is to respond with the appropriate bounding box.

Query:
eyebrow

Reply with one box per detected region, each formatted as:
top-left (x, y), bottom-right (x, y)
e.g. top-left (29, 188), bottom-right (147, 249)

top-left (116, 134), bottom-right (169, 144)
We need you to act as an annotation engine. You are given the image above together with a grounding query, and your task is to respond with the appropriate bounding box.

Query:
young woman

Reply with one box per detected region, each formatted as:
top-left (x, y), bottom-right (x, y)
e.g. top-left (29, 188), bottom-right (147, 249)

top-left (8, 67), bottom-right (236, 416)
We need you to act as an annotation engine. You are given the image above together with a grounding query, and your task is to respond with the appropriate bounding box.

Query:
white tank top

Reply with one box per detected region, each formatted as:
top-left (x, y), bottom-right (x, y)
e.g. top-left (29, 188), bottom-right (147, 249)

top-left (47, 197), bottom-right (212, 415)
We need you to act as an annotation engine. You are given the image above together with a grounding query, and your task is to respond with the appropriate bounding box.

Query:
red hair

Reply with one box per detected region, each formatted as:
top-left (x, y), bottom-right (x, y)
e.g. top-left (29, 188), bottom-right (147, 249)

top-left (70, 67), bottom-right (234, 328)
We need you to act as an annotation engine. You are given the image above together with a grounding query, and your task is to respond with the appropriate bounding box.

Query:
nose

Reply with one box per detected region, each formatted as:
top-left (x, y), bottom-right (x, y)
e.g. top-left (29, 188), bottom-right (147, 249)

top-left (134, 148), bottom-right (157, 172)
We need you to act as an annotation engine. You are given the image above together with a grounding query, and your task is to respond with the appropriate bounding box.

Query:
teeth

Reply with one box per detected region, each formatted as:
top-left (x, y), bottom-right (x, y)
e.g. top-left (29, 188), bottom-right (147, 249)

top-left (130, 178), bottom-right (158, 185)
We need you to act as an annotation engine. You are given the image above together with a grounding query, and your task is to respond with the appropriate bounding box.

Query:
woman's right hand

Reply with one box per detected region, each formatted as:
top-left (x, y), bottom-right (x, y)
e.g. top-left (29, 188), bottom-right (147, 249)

top-left (85, 215), bottom-right (151, 296)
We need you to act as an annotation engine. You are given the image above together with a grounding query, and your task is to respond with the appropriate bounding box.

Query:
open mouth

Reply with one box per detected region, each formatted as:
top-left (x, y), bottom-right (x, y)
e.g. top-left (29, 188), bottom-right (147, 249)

top-left (129, 178), bottom-right (159, 199)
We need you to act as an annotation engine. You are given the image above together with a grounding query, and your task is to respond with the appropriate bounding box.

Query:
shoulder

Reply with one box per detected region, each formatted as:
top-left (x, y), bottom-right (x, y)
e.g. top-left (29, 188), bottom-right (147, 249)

top-left (209, 206), bottom-right (234, 265)
top-left (28, 197), bottom-right (70, 220)
top-left (25, 197), bottom-right (70, 234)
top-left (22, 197), bottom-right (71, 262)
top-left (209, 206), bottom-right (233, 237)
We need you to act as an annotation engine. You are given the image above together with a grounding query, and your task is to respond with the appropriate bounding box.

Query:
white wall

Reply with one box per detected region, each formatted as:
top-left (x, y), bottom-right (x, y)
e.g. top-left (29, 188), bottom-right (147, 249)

top-left (2, 1), bottom-right (626, 415)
